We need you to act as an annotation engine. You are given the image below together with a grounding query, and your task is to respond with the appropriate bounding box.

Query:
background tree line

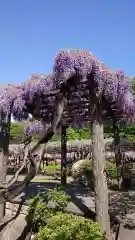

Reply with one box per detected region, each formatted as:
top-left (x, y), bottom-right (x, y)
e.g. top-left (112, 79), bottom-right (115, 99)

top-left (10, 121), bottom-right (135, 143)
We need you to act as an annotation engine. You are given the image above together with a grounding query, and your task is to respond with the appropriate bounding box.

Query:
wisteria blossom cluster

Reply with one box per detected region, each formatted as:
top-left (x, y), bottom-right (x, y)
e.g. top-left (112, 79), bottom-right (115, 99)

top-left (23, 74), bottom-right (54, 101)
top-left (8, 139), bottom-right (135, 164)
top-left (0, 48), bottom-right (134, 125)
top-left (13, 74), bottom-right (56, 121)
top-left (53, 49), bottom-right (135, 117)
top-left (24, 120), bottom-right (46, 137)
top-left (0, 74), bottom-right (55, 121)
top-left (0, 84), bottom-right (24, 116)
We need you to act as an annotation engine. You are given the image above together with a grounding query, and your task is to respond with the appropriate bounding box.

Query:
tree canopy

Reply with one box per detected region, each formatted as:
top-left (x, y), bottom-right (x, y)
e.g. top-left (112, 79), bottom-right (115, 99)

top-left (10, 121), bottom-right (135, 142)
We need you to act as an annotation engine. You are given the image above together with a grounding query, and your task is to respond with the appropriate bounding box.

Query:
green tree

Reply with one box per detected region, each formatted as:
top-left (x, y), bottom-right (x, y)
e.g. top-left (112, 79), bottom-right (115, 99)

top-left (132, 77), bottom-right (135, 93)
top-left (10, 122), bottom-right (25, 142)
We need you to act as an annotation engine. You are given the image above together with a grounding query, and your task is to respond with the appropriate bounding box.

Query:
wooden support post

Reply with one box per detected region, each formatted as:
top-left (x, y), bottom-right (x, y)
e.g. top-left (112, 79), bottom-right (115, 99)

top-left (0, 111), bottom-right (10, 221)
top-left (61, 124), bottom-right (67, 184)
top-left (91, 99), bottom-right (111, 239)
top-left (113, 120), bottom-right (123, 189)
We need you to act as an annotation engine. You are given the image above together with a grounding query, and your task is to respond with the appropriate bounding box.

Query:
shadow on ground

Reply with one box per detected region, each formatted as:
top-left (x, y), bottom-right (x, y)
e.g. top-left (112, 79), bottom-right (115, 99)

top-left (23, 180), bottom-right (135, 220)
top-left (109, 191), bottom-right (135, 217)
top-left (24, 181), bottom-right (96, 218)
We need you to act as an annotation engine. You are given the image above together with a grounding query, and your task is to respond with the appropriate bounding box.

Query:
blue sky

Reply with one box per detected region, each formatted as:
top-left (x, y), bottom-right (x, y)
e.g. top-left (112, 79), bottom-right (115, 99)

top-left (0, 0), bottom-right (134, 84)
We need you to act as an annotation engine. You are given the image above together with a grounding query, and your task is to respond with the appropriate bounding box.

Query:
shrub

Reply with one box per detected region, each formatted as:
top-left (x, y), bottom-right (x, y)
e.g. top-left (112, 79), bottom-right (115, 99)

top-left (26, 195), bottom-right (53, 232)
top-left (72, 159), bottom-right (117, 188)
top-left (72, 159), bottom-right (92, 179)
top-left (26, 188), bottom-right (71, 232)
top-left (35, 213), bottom-right (104, 240)
top-left (47, 187), bottom-right (71, 211)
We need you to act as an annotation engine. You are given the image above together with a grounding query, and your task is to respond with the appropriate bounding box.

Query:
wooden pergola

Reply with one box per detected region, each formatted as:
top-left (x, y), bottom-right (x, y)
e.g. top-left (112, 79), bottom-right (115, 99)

top-left (23, 78), bottom-right (121, 185)
top-left (0, 50), bottom-right (132, 237)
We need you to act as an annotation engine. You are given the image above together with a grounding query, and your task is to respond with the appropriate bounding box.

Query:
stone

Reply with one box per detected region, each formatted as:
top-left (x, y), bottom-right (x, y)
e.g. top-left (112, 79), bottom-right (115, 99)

top-left (119, 224), bottom-right (135, 240)
top-left (123, 213), bottom-right (135, 229)
top-left (5, 202), bottom-right (28, 218)
top-left (0, 215), bottom-right (27, 240)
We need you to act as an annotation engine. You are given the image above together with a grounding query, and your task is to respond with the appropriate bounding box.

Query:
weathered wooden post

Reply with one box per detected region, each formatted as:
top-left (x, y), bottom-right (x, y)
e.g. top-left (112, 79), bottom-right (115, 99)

top-left (90, 91), bottom-right (111, 239)
top-left (0, 110), bottom-right (11, 220)
top-left (113, 120), bottom-right (123, 189)
top-left (61, 123), bottom-right (67, 184)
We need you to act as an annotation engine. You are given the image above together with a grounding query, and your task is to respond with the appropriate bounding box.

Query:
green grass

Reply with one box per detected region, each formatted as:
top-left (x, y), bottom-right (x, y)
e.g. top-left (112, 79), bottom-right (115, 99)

top-left (31, 178), bottom-right (59, 183)
top-left (41, 163), bottom-right (61, 175)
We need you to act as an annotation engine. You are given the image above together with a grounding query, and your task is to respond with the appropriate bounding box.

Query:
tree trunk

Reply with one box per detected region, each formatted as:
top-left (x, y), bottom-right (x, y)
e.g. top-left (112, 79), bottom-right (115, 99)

top-left (0, 111), bottom-right (10, 221)
top-left (91, 101), bottom-right (111, 239)
top-left (38, 144), bottom-right (46, 173)
top-left (113, 120), bottom-right (123, 189)
top-left (61, 124), bottom-right (67, 184)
